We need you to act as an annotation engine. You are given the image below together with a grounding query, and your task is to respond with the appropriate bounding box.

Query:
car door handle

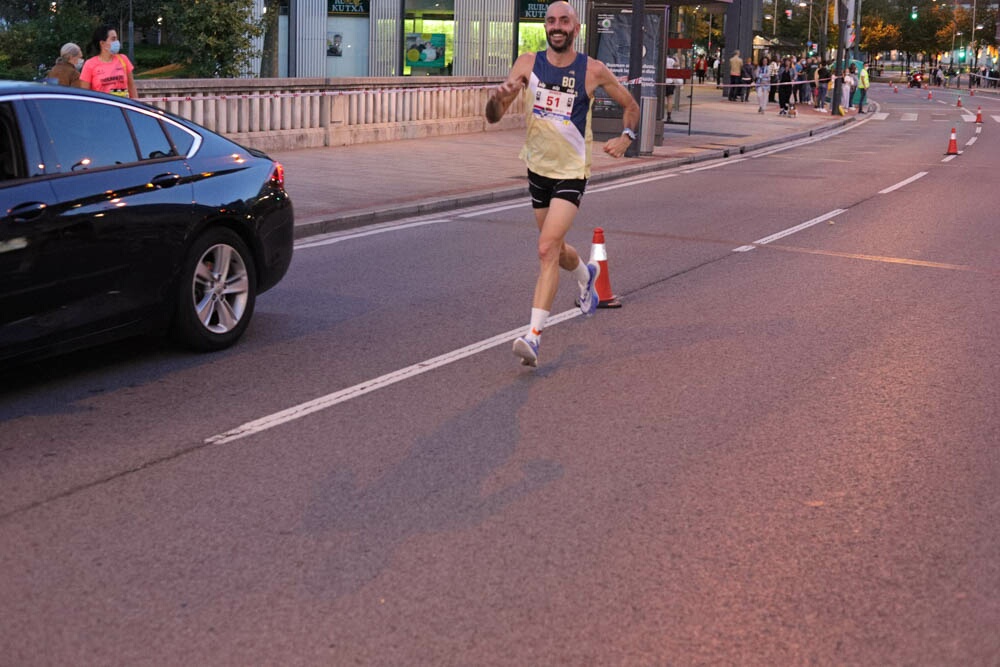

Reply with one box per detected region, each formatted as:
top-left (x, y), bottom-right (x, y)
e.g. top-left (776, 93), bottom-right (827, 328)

top-left (8, 201), bottom-right (47, 222)
top-left (151, 173), bottom-right (182, 189)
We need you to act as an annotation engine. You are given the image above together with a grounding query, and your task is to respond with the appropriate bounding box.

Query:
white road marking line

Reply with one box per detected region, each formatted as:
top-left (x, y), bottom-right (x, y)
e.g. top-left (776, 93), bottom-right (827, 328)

top-left (591, 173), bottom-right (677, 192)
top-left (460, 201), bottom-right (528, 217)
top-left (297, 219), bottom-right (454, 249)
top-left (205, 310), bottom-right (583, 445)
top-left (962, 115), bottom-right (977, 122)
top-left (682, 158), bottom-right (746, 173)
top-left (976, 125), bottom-right (982, 134)
top-left (966, 136), bottom-right (977, 146)
top-left (873, 112), bottom-right (889, 120)
top-left (942, 154), bottom-right (958, 162)
top-left (901, 113), bottom-right (918, 121)
top-left (879, 171), bottom-right (928, 194)
top-left (993, 115), bottom-right (1000, 123)
top-left (732, 209), bottom-right (846, 252)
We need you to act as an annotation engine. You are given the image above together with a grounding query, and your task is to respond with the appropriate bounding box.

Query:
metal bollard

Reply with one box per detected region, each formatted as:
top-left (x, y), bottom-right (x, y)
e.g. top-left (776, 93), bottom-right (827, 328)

top-left (640, 96), bottom-right (656, 155)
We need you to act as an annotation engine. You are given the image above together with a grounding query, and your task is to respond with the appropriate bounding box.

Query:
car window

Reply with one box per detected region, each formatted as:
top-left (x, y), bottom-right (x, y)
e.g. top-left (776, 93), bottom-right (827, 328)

top-left (0, 102), bottom-right (24, 181)
top-left (163, 121), bottom-right (195, 156)
top-left (125, 109), bottom-right (176, 160)
top-left (30, 98), bottom-right (139, 172)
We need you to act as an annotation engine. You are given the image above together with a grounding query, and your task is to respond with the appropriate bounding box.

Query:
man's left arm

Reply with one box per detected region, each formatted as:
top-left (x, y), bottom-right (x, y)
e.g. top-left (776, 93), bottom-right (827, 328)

top-left (590, 59), bottom-right (640, 158)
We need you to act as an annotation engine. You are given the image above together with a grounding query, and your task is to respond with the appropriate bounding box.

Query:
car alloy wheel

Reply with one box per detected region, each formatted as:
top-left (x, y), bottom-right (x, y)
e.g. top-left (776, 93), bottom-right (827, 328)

top-left (173, 228), bottom-right (257, 351)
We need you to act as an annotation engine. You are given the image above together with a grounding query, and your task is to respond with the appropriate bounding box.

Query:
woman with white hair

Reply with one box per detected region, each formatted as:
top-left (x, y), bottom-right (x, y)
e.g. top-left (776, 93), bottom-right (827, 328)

top-left (45, 42), bottom-right (84, 87)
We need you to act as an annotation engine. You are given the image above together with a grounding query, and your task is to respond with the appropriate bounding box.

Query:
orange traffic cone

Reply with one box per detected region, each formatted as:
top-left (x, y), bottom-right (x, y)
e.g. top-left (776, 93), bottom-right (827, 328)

top-left (946, 127), bottom-right (959, 155)
top-left (970, 88), bottom-right (975, 96)
top-left (976, 106), bottom-right (983, 124)
top-left (588, 228), bottom-right (621, 309)
top-left (956, 96), bottom-right (962, 108)
top-left (893, 85), bottom-right (898, 93)
top-left (927, 90), bottom-right (933, 100)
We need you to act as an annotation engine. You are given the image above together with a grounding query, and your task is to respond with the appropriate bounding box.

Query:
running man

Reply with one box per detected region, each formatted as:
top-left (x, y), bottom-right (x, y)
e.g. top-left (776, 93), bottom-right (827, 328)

top-left (485, 0), bottom-right (639, 367)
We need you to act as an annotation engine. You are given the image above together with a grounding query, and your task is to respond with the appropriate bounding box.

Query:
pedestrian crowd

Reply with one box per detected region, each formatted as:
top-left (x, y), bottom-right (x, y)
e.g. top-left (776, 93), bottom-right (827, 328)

top-left (720, 50), bottom-right (870, 116)
top-left (924, 64), bottom-right (1000, 89)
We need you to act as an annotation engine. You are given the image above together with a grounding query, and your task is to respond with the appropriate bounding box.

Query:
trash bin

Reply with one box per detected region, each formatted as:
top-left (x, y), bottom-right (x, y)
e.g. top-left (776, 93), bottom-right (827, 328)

top-left (639, 96), bottom-right (657, 155)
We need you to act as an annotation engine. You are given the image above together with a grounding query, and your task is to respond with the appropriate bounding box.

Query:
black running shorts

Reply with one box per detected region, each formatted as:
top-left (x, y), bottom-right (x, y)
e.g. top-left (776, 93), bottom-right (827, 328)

top-left (527, 170), bottom-right (587, 209)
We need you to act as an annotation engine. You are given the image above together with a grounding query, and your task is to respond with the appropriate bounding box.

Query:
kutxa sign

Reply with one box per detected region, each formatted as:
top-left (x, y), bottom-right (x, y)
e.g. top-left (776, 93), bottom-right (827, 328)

top-left (521, 0), bottom-right (559, 20)
top-left (329, 0), bottom-right (369, 14)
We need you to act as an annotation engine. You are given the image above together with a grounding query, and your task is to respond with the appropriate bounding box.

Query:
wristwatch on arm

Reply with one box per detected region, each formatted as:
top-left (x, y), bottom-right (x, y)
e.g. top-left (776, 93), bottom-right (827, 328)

top-left (621, 128), bottom-right (636, 141)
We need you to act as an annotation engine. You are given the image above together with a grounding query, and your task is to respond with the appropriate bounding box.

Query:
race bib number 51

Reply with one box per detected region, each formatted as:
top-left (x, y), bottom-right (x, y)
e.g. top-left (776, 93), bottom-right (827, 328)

top-left (533, 84), bottom-right (575, 122)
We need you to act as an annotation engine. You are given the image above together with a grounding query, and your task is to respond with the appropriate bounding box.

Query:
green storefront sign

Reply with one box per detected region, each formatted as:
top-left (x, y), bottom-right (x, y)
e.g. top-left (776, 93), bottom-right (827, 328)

top-left (521, 0), bottom-right (557, 20)
top-left (329, 0), bottom-right (369, 15)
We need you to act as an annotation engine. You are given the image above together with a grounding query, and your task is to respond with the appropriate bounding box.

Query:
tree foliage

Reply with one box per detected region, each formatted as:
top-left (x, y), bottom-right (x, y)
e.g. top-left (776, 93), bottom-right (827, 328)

top-left (163, 0), bottom-right (263, 78)
top-left (1, 0), bottom-right (267, 79)
top-left (859, 17), bottom-right (901, 56)
top-left (0, 0), bottom-right (96, 80)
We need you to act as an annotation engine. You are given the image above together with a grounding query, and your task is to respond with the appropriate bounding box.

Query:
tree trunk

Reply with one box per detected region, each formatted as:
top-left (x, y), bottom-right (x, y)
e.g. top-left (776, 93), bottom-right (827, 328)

top-left (259, 0), bottom-right (281, 78)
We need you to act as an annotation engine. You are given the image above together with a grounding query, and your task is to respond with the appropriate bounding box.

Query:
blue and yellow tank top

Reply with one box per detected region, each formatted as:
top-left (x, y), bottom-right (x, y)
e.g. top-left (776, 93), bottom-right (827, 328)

top-left (520, 51), bottom-right (593, 180)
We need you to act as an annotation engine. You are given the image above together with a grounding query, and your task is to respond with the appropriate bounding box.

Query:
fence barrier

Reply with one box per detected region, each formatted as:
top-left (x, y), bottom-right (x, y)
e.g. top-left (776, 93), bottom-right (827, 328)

top-left (136, 77), bottom-right (527, 152)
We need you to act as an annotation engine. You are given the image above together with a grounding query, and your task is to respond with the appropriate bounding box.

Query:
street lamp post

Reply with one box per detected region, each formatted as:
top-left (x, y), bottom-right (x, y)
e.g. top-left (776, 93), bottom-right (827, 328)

top-left (800, 1), bottom-right (813, 44)
top-left (128, 0), bottom-right (134, 63)
top-left (820, 0), bottom-right (831, 60)
top-left (970, 0), bottom-right (977, 68)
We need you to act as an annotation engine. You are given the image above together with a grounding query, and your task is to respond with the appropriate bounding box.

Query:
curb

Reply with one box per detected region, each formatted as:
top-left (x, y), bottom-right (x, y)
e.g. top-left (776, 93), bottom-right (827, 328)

top-left (292, 115), bottom-right (855, 241)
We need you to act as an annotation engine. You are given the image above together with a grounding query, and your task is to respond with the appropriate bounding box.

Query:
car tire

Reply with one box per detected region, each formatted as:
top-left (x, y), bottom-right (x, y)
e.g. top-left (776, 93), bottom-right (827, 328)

top-left (172, 227), bottom-right (257, 351)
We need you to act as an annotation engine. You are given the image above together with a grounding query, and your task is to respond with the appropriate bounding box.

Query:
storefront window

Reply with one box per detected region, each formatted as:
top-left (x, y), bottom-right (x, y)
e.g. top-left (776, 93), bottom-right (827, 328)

top-left (404, 0), bottom-right (454, 75)
top-left (518, 23), bottom-right (547, 55)
top-left (327, 0), bottom-right (370, 77)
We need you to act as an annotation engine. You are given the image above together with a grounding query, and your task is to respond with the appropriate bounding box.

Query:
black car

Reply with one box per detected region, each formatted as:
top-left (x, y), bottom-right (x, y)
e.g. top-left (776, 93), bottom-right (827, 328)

top-left (0, 82), bottom-right (293, 365)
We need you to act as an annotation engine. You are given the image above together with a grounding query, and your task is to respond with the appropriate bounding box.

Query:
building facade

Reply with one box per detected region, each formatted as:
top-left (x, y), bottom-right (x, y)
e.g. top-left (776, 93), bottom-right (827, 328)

top-left (261, 0), bottom-right (732, 79)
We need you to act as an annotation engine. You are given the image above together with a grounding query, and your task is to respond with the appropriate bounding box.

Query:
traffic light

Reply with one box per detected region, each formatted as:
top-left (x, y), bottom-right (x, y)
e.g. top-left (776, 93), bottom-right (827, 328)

top-left (911, 5), bottom-right (918, 19)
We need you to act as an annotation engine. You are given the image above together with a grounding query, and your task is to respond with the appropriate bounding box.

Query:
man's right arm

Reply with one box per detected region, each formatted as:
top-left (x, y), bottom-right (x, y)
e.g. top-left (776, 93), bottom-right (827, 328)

top-left (486, 54), bottom-right (534, 124)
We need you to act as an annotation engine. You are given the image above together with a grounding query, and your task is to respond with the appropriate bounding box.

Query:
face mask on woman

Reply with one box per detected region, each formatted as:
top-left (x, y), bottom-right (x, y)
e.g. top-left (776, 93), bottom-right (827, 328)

top-left (110, 40), bottom-right (121, 55)
top-left (74, 59), bottom-right (84, 71)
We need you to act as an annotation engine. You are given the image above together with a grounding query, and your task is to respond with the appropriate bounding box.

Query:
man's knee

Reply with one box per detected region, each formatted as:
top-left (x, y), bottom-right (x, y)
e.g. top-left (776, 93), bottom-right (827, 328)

top-left (537, 238), bottom-right (563, 264)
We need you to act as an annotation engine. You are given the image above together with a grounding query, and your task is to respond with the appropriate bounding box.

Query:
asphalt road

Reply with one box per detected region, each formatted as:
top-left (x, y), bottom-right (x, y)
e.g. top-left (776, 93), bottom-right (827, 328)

top-left (1, 86), bottom-right (998, 665)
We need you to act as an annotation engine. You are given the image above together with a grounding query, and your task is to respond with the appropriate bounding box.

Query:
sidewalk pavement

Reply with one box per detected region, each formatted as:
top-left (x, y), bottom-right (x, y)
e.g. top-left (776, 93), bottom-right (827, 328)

top-left (272, 84), bottom-right (856, 240)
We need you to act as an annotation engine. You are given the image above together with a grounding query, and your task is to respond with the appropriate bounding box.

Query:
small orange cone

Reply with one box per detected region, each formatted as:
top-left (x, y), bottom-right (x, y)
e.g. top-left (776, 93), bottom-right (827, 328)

top-left (970, 88), bottom-right (975, 96)
top-left (588, 228), bottom-right (621, 309)
top-left (956, 96), bottom-right (962, 108)
top-left (893, 85), bottom-right (898, 93)
top-left (976, 106), bottom-right (983, 124)
top-left (927, 90), bottom-right (933, 100)
top-left (946, 127), bottom-right (959, 155)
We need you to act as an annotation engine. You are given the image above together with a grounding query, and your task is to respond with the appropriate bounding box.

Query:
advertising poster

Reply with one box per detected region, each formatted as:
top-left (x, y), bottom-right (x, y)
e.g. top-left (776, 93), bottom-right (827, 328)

top-left (327, 32), bottom-right (344, 56)
top-left (405, 33), bottom-right (446, 68)
top-left (593, 10), bottom-right (661, 115)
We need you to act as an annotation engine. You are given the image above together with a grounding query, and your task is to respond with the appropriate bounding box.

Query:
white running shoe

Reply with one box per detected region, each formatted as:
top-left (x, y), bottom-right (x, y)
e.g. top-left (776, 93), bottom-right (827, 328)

top-left (578, 262), bottom-right (601, 316)
top-left (512, 336), bottom-right (539, 367)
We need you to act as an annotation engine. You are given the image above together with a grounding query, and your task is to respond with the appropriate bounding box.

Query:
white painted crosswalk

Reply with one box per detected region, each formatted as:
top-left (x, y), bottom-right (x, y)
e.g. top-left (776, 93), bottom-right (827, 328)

top-left (868, 111), bottom-right (1000, 122)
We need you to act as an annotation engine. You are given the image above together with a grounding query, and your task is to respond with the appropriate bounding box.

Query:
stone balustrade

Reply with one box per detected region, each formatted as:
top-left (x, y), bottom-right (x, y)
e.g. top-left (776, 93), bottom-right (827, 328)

top-left (136, 77), bottom-right (527, 152)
